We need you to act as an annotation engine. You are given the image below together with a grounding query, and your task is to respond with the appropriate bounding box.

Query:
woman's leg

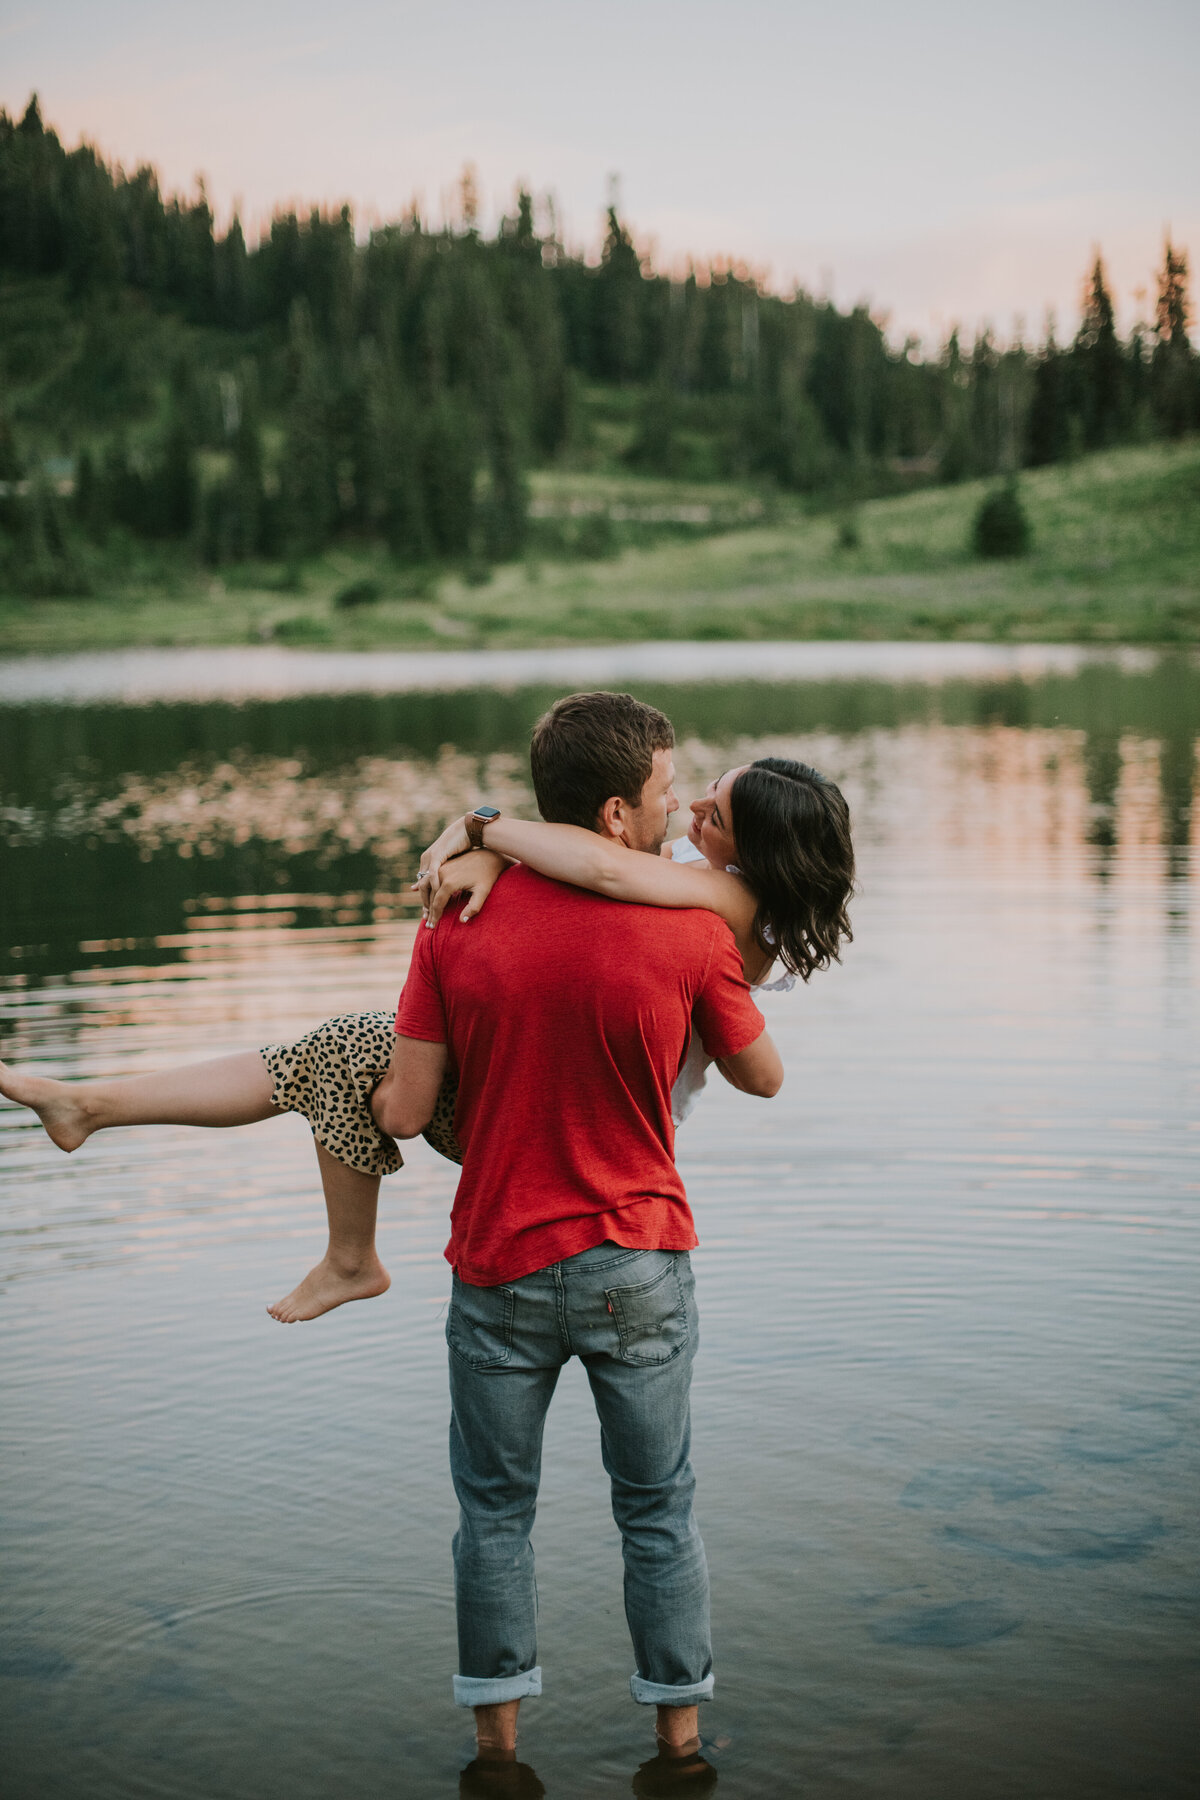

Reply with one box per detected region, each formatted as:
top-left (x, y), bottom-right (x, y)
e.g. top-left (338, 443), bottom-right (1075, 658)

top-left (2, 1047), bottom-right (392, 1323)
top-left (0, 1051), bottom-right (278, 1152)
top-left (266, 1138), bottom-right (390, 1324)
top-left (3, 1046), bottom-right (391, 1323)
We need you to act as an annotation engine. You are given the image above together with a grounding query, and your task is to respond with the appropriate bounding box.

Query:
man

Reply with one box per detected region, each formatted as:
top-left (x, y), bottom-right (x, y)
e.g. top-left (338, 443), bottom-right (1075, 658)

top-left (373, 691), bottom-right (781, 1778)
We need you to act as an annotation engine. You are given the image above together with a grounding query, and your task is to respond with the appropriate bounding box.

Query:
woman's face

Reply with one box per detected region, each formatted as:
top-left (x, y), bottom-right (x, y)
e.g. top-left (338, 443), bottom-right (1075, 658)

top-left (688, 766), bottom-right (747, 868)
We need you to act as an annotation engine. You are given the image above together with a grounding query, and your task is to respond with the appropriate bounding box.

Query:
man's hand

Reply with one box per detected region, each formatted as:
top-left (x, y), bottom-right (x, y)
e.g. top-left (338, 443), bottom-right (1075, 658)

top-left (715, 1027), bottom-right (783, 1098)
top-left (371, 1036), bottom-right (449, 1139)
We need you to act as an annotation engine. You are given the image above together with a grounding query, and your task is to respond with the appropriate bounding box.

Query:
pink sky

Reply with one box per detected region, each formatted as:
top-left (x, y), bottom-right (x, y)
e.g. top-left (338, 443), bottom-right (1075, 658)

top-left (4, 0), bottom-right (1197, 347)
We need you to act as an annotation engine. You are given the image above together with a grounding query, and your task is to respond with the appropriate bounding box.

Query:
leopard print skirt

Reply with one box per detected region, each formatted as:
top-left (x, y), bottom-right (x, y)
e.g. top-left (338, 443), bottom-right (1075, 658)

top-left (260, 1010), bottom-right (463, 1176)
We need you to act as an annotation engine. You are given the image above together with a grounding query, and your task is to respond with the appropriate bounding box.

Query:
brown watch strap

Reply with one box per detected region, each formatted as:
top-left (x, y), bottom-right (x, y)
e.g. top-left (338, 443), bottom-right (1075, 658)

top-left (465, 810), bottom-right (496, 850)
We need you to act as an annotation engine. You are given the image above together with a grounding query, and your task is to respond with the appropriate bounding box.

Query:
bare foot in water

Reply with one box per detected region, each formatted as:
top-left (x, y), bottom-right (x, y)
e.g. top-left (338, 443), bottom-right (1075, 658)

top-left (0, 1059), bottom-right (95, 1152)
top-left (267, 1253), bottom-right (391, 1323)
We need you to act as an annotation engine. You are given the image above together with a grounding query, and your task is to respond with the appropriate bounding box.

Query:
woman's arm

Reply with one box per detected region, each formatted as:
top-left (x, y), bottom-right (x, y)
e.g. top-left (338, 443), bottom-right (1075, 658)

top-left (422, 814), bottom-right (757, 945)
top-left (715, 1027), bottom-right (783, 1098)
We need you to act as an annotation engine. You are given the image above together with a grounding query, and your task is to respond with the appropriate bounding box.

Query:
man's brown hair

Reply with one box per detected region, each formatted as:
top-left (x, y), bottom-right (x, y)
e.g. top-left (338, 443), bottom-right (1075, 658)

top-left (530, 691), bottom-right (675, 829)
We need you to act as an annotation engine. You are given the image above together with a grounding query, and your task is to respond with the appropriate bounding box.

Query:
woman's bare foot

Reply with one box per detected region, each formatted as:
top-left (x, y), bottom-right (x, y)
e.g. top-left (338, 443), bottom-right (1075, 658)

top-left (267, 1252), bottom-right (391, 1323)
top-left (0, 1059), bottom-right (96, 1152)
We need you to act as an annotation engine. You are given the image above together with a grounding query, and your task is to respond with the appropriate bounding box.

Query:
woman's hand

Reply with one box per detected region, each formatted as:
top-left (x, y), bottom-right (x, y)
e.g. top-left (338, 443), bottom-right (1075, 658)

top-left (416, 815), bottom-right (473, 890)
top-left (421, 849), bottom-right (511, 928)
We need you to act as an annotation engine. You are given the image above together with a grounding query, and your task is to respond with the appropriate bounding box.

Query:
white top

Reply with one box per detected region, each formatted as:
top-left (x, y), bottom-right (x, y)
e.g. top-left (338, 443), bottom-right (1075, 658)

top-left (668, 837), bottom-right (795, 1126)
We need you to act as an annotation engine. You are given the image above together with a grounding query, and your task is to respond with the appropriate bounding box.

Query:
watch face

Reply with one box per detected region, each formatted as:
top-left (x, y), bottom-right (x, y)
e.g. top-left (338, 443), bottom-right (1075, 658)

top-left (474, 806), bottom-right (501, 821)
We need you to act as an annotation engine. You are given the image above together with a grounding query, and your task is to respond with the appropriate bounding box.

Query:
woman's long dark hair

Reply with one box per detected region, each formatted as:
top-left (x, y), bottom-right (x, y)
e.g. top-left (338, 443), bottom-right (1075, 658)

top-left (729, 758), bottom-right (855, 982)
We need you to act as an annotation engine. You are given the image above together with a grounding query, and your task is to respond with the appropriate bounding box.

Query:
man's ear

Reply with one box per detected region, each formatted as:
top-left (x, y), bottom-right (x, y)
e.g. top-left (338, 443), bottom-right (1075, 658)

top-left (597, 795), bottom-right (633, 845)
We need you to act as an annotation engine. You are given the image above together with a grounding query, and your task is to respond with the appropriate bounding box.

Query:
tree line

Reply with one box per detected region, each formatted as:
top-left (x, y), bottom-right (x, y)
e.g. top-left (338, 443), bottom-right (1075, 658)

top-left (0, 94), bottom-right (1196, 595)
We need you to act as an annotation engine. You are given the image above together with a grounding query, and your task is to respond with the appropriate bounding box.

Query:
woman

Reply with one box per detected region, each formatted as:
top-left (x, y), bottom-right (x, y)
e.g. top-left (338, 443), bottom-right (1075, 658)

top-left (0, 758), bottom-right (853, 1322)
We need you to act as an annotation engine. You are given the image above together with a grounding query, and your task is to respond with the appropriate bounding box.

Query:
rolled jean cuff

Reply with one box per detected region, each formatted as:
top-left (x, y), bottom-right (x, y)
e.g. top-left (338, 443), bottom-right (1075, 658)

top-left (453, 1667), bottom-right (542, 1709)
top-left (630, 1673), bottom-right (714, 1707)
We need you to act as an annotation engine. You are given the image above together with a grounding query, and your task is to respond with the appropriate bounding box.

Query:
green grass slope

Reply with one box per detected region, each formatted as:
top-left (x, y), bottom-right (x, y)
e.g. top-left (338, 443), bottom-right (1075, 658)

top-left (1, 441), bottom-right (1197, 655)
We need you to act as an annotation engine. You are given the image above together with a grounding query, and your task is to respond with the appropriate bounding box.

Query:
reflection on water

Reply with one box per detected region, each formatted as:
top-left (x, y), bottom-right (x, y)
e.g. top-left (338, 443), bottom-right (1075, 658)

top-left (0, 639), bottom-right (1170, 707)
top-left (1, 650), bottom-right (1197, 1798)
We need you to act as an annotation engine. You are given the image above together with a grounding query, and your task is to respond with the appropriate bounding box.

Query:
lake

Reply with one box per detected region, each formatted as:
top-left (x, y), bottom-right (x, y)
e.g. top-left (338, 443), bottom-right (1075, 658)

top-left (1, 642), bottom-right (1197, 1799)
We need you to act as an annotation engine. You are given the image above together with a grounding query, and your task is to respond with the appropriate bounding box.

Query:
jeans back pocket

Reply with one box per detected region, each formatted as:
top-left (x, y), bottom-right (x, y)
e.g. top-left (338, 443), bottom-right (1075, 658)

top-left (605, 1255), bottom-right (690, 1366)
top-left (447, 1275), bottom-right (515, 1369)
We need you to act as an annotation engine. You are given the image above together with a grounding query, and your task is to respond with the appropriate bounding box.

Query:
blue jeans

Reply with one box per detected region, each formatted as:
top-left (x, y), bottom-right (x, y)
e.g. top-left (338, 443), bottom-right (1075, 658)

top-left (446, 1242), bottom-right (713, 1710)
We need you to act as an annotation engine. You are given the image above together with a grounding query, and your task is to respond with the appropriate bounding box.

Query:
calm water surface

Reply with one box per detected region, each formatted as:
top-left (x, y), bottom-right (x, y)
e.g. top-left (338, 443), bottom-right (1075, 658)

top-left (1, 646), bottom-right (1197, 1798)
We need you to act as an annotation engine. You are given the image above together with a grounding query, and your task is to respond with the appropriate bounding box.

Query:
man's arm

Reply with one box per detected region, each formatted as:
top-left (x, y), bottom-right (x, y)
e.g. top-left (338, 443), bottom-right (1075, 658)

top-left (713, 1026), bottom-right (783, 1098)
top-left (371, 1035), bottom-right (449, 1139)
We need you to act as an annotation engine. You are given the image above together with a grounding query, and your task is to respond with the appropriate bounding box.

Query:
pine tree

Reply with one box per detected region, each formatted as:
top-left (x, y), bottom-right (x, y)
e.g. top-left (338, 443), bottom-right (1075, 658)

top-left (0, 415), bottom-right (23, 535)
top-left (481, 392), bottom-right (528, 561)
top-left (624, 378), bottom-right (677, 473)
top-left (19, 474), bottom-right (90, 595)
top-left (206, 365), bottom-right (267, 560)
top-left (120, 164), bottom-right (168, 293)
top-left (967, 330), bottom-right (1001, 475)
top-left (1073, 256), bottom-right (1125, 446)
top-left (382, 383), bottom-right (430, 562)
top-left (64, 146), bottom-right (123, 296)
top-left (305, 204), bottom-right (356, 343)
top-left (996, 343), bottom-right (1032, 474)
top-left (808, 305), bottom-right (882, 471)
top-left (459, 165), bottom-right (480, 236)
top-left (103, 436), bottom-right (151, 534)
top-left (72, 445), bottom-right (109, 539)
top-left (743, 365), bottom-right (832, 492)
top-left (508, 188), bottom-right (538, 258)
top-left (696, 273), bottom-right (734, 393)
top-left (972, 477), bottom-right (1032, 558)
top-left (279, 304), bottom-right (338, 557)
top-left (1026, 322), bottom-right (1073, 465)
top-left (153, 415), bottom-right (196, 537)
top-left (937, 329), bottom-right (972, 481)
top-left (421, 395), bottom-right (478, 556)
top-left (352, 350), bottom-right (429, 560)
top-left (215, 214), bottom-right (251, 329)
top-left (1124, 311), bottom-right (1154, 439)
top-left (348, 341), bottom-right (387, 536)
top-left (594, 204), bottom-right (643, 383)
top-left (18, 93), bottom-right (43, 136)
top-left (1152, 240), bottom-right (1196, 439)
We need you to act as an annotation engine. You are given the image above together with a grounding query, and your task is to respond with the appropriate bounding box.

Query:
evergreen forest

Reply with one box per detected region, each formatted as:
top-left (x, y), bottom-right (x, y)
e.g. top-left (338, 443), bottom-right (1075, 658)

top-left (1, 94), bottom-right (1197, 601)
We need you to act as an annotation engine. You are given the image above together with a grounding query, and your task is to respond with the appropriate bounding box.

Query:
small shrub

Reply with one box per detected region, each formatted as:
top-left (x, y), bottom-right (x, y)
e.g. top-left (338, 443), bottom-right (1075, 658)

top-left (333, 577), bottom-right (383, 609)
top-left (272, 561), bottom-right (305, 594)
top-left (575, 512), bottom-right (617, 560)
top-left (973, 480), bottom-right (1032, 558)
top-left (273, 613), bottom-right (333, 643)
top-left (393, 565), bottom-right (437, 600)
top-left (836, 510), bottom-right (861, 551)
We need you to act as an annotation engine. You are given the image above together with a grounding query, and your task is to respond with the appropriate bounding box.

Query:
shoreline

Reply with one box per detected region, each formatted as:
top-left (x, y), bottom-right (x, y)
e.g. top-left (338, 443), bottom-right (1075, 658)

top-left (3, 440), bottom-right (1196, 661)
top-left (0, 640), bottom-right (1178, 708)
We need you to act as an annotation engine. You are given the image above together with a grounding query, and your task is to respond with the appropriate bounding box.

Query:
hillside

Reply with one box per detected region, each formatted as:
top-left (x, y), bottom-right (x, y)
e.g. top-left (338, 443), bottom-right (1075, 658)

top-left (1, 441), bottom-right (1195, 654)
top-left (1, 95), bottom-right (1197, 638)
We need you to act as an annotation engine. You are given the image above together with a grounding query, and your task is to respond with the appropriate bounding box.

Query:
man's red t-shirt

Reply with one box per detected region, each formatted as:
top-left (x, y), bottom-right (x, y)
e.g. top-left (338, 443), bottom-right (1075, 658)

top-left (394, 865), bottom-right (764, 1285)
